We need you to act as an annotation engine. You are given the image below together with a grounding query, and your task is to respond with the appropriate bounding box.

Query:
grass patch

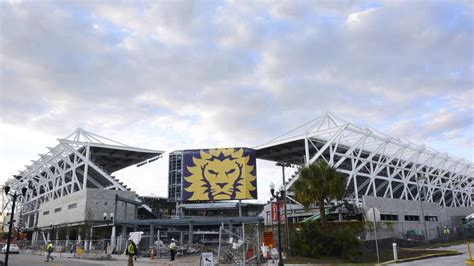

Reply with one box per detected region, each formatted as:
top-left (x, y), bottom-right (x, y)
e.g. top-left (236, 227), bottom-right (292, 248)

top-left (356, 247), bottom-right (461, 263)
top-left (281, 248), bottom-right (460, 264)
top-left (284, 249), bottom-right (459, 265)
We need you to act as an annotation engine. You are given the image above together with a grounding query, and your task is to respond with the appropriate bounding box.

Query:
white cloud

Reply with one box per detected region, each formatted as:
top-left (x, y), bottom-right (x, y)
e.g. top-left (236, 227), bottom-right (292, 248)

top-left (346, 7), bottom-right (376, 25)
top-left (1, 0), bottom-right (472, 200)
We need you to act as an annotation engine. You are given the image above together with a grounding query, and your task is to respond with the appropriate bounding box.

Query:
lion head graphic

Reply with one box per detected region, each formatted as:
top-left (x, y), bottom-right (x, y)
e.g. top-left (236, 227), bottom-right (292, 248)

top-left (183, 148), bottom-right (257, 201)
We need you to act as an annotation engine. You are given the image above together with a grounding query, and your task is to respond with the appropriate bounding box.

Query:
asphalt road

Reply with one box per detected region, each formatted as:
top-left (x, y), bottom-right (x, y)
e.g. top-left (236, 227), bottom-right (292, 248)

top-left (2, 254), bottom-right (109, 266)
top-left (393, 244), bottom-right (470, 266)
top-left (1, 253), bottom-right (201, 266)
top-left (1, 245), bottom-right (470, 266)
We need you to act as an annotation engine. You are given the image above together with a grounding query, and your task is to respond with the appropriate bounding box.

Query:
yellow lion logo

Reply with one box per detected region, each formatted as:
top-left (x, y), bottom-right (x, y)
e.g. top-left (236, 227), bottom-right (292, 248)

top-left (184, 148), bottom-right (256, 200)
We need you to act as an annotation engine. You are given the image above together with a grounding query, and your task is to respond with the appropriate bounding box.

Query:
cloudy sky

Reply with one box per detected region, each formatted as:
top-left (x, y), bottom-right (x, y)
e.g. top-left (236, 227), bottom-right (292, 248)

top-left (1, 0), bottom-right (472, 202)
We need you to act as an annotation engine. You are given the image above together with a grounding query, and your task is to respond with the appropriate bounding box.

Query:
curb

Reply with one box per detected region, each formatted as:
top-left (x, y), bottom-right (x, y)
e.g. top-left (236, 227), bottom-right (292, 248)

top-left (379, 250), bottom-right (461, 265)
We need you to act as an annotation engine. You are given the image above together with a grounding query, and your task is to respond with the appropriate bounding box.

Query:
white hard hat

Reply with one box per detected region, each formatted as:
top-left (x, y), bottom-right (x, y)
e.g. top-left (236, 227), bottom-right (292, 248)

top-left (171, 238), bottom-right (175, 241)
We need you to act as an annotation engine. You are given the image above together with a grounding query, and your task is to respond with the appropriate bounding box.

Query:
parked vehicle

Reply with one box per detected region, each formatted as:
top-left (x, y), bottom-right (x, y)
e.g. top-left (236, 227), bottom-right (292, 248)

top-left (2, 244), bottom-right (20, 254)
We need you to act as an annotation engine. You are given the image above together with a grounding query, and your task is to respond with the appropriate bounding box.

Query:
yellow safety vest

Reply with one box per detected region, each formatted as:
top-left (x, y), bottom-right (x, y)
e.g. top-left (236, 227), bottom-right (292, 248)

top-left (170, 242), bottom-right (176, 251)
top-left (128, 243), bottom-right (135, 254)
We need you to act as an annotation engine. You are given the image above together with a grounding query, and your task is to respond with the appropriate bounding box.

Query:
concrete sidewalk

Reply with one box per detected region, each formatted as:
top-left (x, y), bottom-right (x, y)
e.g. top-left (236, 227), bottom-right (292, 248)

top-left (3, 253), bottom-right (203, 266)
top-left (46, 253), bottom-right (200, 266)
top-left (22, 251), bottom-right (203, 265)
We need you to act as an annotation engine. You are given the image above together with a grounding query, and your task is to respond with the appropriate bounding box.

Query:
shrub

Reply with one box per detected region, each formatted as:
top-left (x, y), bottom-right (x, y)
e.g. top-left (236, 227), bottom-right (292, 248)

top-left (289, 221), bottom-right (363, 261)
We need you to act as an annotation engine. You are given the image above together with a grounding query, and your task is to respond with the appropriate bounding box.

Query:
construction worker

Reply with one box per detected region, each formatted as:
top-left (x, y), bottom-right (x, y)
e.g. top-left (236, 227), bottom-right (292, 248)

top-left (443, 226), bottom-right (451, 240)
top-left (45, 241), bottom-right (54, 262)
top-left (169, 238), bottom-right (177, 261)
top-left (126, 239), bottom-right (137, 266)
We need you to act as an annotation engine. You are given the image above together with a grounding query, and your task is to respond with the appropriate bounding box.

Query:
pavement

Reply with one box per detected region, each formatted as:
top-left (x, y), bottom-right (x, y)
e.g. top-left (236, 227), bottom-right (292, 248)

top-left (391, 243), bottom-right (471, 266)
top-left (1, 253), bottom-right (202, 266)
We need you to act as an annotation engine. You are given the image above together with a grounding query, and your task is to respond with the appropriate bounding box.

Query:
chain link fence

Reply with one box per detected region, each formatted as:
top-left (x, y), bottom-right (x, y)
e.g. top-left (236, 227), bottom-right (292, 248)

top-left (6, 219), bottom-right (472, 264)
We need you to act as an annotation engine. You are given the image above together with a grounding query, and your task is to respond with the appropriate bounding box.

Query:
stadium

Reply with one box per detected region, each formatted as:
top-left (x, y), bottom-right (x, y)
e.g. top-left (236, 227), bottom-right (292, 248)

top-left (257, 113), bottom-right (473, 241)
top-left (3, 113), bottom-right (473, 254)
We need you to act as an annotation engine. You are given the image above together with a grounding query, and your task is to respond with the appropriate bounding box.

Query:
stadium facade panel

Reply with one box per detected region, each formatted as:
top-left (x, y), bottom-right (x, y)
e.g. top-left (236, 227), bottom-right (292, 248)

top-left (256, 113), bottom-right (473, 208)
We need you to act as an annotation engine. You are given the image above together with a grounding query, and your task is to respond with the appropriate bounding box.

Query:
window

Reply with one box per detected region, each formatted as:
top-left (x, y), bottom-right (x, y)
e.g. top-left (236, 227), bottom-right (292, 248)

top-left (68, 203), bottom-right (77, 210)
top-left (425, 216), bottom-right (438, 221)
top-left (404, 215), bottom-right (420, 221)
top-left (43, 211), bottom-right (49, 216)
top-left (54, 207), bottom-right (62, 213)
top-left (381, 214), bottom-right (398, 221)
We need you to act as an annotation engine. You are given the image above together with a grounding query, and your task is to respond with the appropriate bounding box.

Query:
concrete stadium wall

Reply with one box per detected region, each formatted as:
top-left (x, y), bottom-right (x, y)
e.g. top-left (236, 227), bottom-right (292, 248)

top-left (362, 196), bottom-right (472, 240)
top-left (85, 188), bottom-right (136, 222)
top-left (37, 188), bottom-right (137, 228)
top-left (38, 190), bottom-right (88, 227)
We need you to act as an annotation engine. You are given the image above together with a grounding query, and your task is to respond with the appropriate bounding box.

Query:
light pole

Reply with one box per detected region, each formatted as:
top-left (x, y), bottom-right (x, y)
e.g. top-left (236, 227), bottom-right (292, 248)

top-left (270, 183), bottom-right (284, 266)
top-left (276, 162), bottom-right (291, 258)
top-left (3, 184), bottom-right (27, 266)
top-left (416, 175), bottom-right (429, 243)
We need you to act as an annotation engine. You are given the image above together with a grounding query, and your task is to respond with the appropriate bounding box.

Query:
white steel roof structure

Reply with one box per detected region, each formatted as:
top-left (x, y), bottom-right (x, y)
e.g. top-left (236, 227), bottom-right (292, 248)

top-left (7, 128), bottom-right (164, 228)
top-left (256, 113), bottom-right (473, 208)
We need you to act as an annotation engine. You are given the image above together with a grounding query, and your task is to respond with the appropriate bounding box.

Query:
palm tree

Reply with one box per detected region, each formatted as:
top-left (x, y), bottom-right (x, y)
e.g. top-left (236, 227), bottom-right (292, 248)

top-left (294, 160), bottom-right (346, 224)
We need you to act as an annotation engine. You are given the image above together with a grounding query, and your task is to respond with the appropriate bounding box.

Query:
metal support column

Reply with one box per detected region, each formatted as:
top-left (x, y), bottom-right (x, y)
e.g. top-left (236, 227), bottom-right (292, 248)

top-left (238, 200), bottom-right (242, 217)
top-left (242, 223), bottom-right (246, 266)
top-left (188, 223), bottom-right (193, 245)
top-left (149, 224), bottom-right (154, 248)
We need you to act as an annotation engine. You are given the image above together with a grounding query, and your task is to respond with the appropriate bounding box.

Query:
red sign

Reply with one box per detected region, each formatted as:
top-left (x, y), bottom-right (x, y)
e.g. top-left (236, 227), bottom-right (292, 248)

top-left (271, 201), bottom-right (285, 223)
top-left (263, 231), bottom-right (274, 247)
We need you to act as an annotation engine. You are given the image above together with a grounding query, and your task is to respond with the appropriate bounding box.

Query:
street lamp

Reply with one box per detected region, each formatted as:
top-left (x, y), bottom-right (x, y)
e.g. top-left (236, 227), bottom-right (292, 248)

top-left (276, 162), bottom-right (292, 258)
top-left (3, 184), bottom-right (27, 266)
top-left (103, 212), bottom-right (114, 222)
top-left (270, 183), bottom-right (285, 266)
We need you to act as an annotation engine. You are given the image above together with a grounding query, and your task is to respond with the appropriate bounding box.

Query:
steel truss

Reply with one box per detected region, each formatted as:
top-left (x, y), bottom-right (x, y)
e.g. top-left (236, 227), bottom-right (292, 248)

top-left (269, 113), bottom-right (473, 208)
top-left (7, 128), bottom-right (163, 228)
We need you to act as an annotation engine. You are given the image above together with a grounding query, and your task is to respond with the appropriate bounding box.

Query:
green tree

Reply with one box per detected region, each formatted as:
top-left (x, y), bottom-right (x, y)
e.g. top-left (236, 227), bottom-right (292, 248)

top-left (294, 160), bottom-right (347, 224)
